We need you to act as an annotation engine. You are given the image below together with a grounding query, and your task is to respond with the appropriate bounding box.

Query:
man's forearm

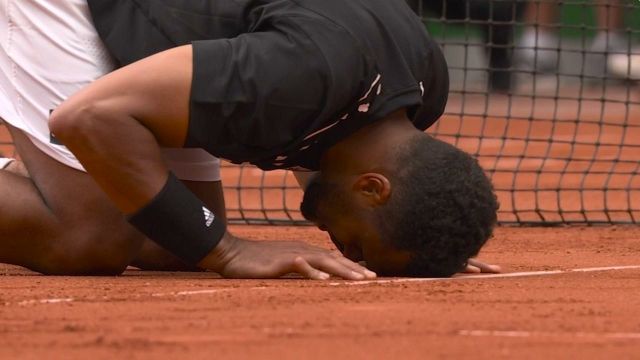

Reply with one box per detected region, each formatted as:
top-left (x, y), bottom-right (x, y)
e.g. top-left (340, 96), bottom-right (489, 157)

top-left (48, 45), bottom-right (228, 266)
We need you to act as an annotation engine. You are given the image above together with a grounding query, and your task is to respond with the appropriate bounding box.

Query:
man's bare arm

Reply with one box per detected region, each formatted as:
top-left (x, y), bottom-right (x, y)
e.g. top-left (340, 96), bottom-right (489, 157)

top-left (49, 45), bottom-right (375, 280)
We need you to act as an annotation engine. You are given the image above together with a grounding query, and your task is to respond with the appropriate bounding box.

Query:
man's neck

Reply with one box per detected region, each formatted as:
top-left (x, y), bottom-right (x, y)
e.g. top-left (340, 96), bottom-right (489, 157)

top-left (321, 109), bottom-right (419, 173)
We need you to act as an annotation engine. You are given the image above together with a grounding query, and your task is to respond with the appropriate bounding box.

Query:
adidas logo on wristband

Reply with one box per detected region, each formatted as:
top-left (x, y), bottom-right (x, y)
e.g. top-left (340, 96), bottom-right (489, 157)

top-left (128, 173), bottom-right (226, 265)
top-left (202, 207), bottom-right (215, 227)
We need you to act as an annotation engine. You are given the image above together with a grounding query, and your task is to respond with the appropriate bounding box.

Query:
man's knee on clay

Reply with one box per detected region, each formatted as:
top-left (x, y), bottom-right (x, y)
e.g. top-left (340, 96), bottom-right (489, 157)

top-left (38, 221), bottom-right (143, 276)
top-left (1, 128), bottom-right (141, 275)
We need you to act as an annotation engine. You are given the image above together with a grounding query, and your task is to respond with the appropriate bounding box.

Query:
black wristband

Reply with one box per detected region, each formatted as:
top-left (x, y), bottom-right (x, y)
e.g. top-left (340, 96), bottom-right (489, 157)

top-left (127, 173), bottom-right (226, 264)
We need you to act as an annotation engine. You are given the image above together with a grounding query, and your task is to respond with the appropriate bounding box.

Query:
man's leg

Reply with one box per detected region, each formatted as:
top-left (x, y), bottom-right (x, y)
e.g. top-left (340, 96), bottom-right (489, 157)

top-left (1, 124), bottom-right (227, 273)
top-left (587, 0), bottom-right (627, 78)
top-left (0, 124), bottom-right (145, 274)
top-left (595, 0), bottom-right (623, 31)
top-left (592, 0), bottom-right (626, 52)
top-left (0, 1), bottom-right (230, 274)
top-left (516, 1), bottom-right (560, 72)
top-left (0, 157), bottom-right (28, 176)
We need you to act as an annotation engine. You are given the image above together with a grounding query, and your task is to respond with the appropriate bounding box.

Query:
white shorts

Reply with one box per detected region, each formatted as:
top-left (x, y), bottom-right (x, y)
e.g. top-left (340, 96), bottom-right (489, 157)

top-left (0, 0), bottom-right (221, 182)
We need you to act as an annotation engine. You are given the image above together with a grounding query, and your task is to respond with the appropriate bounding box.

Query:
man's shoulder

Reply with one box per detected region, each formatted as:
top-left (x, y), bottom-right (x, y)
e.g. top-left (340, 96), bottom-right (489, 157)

top-left (87, 0), bottom-right (252, 66)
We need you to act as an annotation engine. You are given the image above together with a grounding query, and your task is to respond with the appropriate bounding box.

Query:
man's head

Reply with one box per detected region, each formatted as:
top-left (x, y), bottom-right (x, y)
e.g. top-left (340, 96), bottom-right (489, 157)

top-left (301, 114), bottom-right (498, 277)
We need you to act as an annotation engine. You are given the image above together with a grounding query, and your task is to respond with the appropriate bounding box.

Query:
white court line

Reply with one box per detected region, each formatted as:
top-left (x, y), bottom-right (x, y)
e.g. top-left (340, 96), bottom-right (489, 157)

top-left (329, 265), bottom-right (640, 286)
top-left (151, 286), bottom-right (268, 298)
top-left (9, 265), bottom-right (640, 305)
top-left (459, 329), bottom-right (640, 340)
top-left (10, 287), bottom-right (269, 306)
top-left (151, 289), bottom-right (225, 297)
top-left (17, 298), bottom-right (74, 306)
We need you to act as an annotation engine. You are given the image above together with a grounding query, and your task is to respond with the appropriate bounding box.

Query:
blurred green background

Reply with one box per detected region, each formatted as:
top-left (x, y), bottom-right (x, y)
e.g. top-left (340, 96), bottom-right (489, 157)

top-left (423, 0), bottom-right (640, 40)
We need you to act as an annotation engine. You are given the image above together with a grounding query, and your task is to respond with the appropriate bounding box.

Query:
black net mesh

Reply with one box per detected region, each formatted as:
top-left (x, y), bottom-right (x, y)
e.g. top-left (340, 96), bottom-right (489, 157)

top-left (1, 0), bottom-right (638, 225)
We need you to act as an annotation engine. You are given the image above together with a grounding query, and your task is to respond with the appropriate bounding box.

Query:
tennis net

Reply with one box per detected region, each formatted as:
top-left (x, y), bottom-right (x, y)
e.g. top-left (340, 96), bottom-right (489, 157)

top-left (223, 0), bottom-right (640, 225)
top-left (1, 0), bottom-right (638, 225)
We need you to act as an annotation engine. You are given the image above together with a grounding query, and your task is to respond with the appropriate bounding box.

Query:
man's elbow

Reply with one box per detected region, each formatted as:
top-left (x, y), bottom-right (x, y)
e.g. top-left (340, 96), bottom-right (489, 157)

top-left (49, 101), bottom-right (105, 146)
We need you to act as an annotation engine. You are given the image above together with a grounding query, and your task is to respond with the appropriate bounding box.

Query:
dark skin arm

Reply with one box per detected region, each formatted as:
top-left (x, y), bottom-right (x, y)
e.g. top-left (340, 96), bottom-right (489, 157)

top-left (49, 45), bottom-right (375, 280)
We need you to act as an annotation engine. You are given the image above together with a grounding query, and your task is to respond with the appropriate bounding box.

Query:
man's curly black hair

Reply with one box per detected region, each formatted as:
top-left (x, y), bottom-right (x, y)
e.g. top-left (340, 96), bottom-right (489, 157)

top-left (377, 134), bottom-right (499, 277)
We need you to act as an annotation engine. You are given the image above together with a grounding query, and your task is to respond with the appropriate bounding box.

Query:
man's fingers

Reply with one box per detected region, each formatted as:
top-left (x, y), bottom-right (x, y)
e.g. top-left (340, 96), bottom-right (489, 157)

top-left (293, 256), bottom-right (369, 280)
top-left (464, 264), bottom-right (482, 273)
top-left (484, 264), bottom-right (501, 273)
top-left (293, 257), bottom-right (330, 280)
top-left (311, 257), bottom-right (373, 280)
top-left (467, 259), bottom-right (502, 273)
top-left (335, 256), bottom-right (377, 279)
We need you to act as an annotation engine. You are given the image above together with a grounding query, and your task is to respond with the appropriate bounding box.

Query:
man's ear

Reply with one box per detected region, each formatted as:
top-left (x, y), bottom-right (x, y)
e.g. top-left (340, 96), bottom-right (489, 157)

top-left (353, 173), bottom-right (391, 206)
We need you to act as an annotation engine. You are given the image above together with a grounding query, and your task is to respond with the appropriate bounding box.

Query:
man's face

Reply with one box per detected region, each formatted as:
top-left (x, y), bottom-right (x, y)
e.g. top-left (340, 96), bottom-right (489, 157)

top-left (300, 173), bottom-right (411, 275)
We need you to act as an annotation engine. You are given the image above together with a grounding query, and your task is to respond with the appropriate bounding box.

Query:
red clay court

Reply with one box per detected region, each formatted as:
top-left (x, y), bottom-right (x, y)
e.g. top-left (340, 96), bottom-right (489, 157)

top-left (1, 226), bottom-right (639, 359)
top-left (1, 1), bottom-right (640, 359)
top-left (1, 87), bottom-right (639, 358)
